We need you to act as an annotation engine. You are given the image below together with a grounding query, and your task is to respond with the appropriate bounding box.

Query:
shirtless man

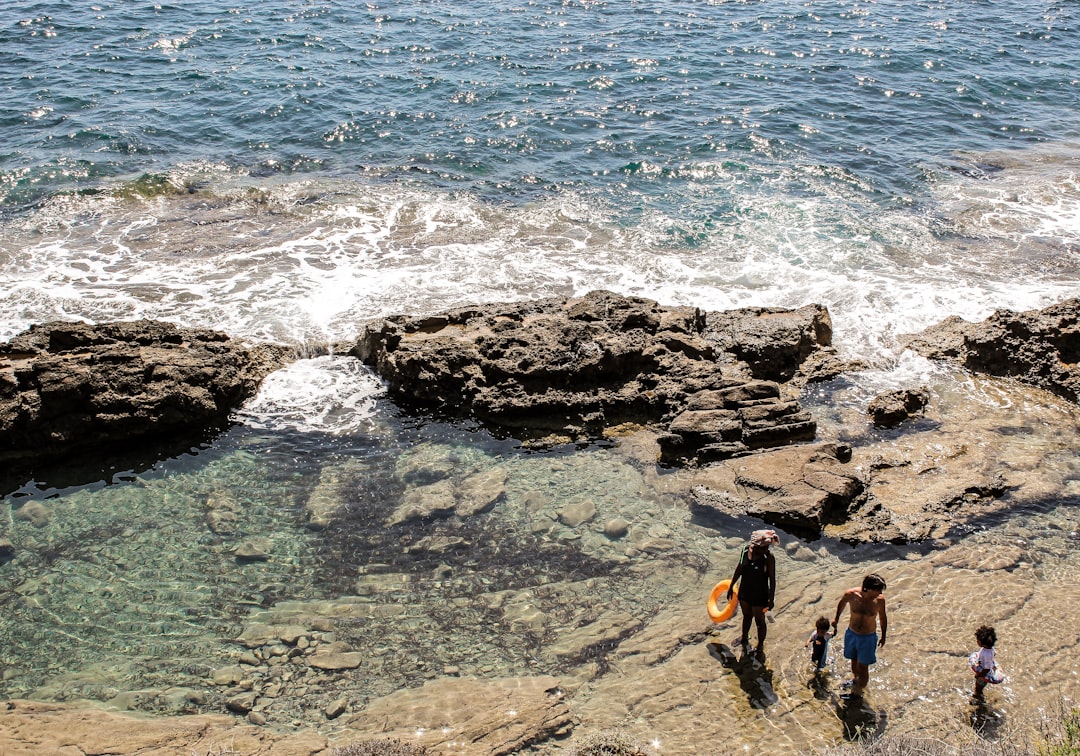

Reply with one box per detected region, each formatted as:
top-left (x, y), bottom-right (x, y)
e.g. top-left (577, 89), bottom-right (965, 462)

top-left (831, 574), bottom-right (888, 699)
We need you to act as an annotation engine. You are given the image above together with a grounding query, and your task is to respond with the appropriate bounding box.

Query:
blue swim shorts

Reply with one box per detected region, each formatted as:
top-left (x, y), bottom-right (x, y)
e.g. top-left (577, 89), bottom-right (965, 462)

top-left (844, 628), bottom-right (878, 665)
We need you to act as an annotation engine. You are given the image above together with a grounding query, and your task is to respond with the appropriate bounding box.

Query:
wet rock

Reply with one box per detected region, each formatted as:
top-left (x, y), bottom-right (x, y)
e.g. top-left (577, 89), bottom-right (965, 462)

top-left (304, 460), bottom-right (366, 530)
top-left (387, 478), bottom-right (457, 525)
top-left (234, 538), bottom-right (272, 562)
top-left (345, 675), bottom-right (573, 754)
top-left (206, 509), bottom-right (240, 536)
top-left (211, 666), bottom-right (246, 686)
top-left (236, 623), bottom-right (312, 648)
top-left (546, 610), bottom-right (640, 662)
top-left (826, 443), bottom-right (1013, 544)
top-left (204, 490), bottom-right (243, 536)
top-left (658, 380), bottom-right (816, 464)
top-left (225, 691), bottom-right (258, 714)
top-left (0, 320), bottom-right (293, 464)
top-left (308, 652), bottom-right (363, 671)
top-left (868, 387), bottom-right (931, 427)
top-left (13, 501), bottom-right (50, 528)
top-left (604, 518), bottom-right (630, 539)
top-left (558, 498), bottom-right (597, 528)
top-left (703, 303), bottom-right (833, 382)
top-left (689, 442), bottom-right (863, 538)
top-left (456, 466), bottom-right (508, 516)
top-left (522, 490), bottom-right (550, 513)
top-left (793, 346), bottom-right (870, 384)
top-left (407, 535), bottom-right (471, 555)
top-left (788, 544), bottom-right (818, 562)
top-left (929, 543), bottom-right (1028, 572)
top-left (350, 291), bottom-right (827, 460)
top-left (904, 298), bottom-right (1080, 402)
top-left (0, 538), bottom-right (14, 563)
top-left (0, 700), bottom-right (328, 754)
top-left (324, 698), bottom-right (348, 719)
top-left (507, 605), bottom-right (550, 634)
top-left (637, 537), bottom-right (676, 553)
top-left (388, 464), bottom-right (508, 525)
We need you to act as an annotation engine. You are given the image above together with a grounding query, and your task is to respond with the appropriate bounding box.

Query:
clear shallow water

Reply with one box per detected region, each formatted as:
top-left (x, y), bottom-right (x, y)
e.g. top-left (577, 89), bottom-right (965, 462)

top-left (1, 1), bottom-right (1080, 752)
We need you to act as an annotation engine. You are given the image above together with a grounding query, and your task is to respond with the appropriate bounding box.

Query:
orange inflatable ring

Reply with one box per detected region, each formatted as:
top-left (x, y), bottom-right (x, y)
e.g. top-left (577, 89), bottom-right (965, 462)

top-left (707, 579), bottom-right (739, 623)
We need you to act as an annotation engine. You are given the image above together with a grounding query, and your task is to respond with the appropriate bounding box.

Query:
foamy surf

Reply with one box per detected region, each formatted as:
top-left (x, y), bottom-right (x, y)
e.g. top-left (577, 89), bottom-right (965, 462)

top-left (236, 355), bottom-right (387, 436)
top-left (2, 149), bottom-right (1078, 377)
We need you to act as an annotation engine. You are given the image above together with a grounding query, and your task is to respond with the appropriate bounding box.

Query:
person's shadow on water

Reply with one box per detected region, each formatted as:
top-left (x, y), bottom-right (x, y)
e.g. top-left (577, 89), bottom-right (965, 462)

top-left (969, 698), bottom-right (1007, 738)
top-left (707, 641), bottom-right (779, 710)
top-left (833, 692), bottom-right (887, 742)
top-left (807, 670), bottom-right (831, 701)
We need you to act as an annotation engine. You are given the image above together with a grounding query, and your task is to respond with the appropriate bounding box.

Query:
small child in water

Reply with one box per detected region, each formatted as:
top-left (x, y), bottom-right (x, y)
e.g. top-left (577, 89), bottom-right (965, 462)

top-left (969, 625), bottom-right (1005, 701)
top-left (805, 616), bottom-right (833, 671)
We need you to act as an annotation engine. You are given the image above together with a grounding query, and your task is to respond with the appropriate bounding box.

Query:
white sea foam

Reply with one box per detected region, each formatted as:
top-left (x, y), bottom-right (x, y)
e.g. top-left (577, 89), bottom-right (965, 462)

top-left (2, 152), bottom-right (1078, 391)
top-left (236, 355), bottom-right (386, 436)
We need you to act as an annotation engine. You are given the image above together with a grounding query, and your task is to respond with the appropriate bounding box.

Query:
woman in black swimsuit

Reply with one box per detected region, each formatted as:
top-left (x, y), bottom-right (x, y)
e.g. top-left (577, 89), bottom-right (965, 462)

top-left (727, 529), bottom-right (778, 651)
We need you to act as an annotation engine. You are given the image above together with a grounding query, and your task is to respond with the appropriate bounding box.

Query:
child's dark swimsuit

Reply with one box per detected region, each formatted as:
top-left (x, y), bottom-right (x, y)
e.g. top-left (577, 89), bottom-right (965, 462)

top-left (737, 546), bottom-right (770, 607)
top-left (811, 632), bottom-right (829, 668)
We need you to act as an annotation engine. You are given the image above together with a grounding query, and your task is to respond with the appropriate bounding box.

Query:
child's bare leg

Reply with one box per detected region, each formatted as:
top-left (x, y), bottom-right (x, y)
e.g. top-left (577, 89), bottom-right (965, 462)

top-left (753, 609), bottom-right (767, 649)
top-left (738, 601), bottom-right (752, 645)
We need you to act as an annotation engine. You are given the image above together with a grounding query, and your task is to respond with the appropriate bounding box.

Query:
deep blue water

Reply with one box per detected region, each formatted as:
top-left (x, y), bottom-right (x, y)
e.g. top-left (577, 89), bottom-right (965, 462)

top-left (2, 0), bottom-right (1077, 209)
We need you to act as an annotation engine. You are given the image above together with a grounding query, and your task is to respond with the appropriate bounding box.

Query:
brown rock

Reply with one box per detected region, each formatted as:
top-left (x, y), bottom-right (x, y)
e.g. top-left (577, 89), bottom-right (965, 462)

top-left (13, 501), bottom-right (50, 528)
top-left (868, 387), bottom-right (931, 427)
top-left (0, 700), bottom-right (326, 755)
top-left (308, 652), bottom-right (364, 671)
top-left (346, 675), bottom-right (573, 755)
top-left (234, 537), bottom-right (272, 562)
top-left (604, 518), bottom-right (630, 539)
top-left (325, 698), bottom-right (348, 719)
top-left (689, 442), bottom-right (863, 537)
top-left (0, 320), bottom-right (292, 464)
top-left (558, 498), bottom-right (597, 528)
top-left (350, 291), bottom-right (828, 460)
top-left (225, 691), bottom-right (258, 714)
top-left (704, 303), bottom-right (833, 381)
top-left (456, 466), bottom-right (508, 516)
top-left (904, 298), bottom-right (1080, 402)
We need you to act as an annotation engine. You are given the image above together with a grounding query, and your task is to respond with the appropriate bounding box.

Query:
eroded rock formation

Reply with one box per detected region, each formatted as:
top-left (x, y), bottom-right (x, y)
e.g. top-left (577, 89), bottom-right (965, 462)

top-left (904, 297), bottom-right (1080, 401)
top-left (0, 320), bottom-right (292, 463)
top-left (868, 387), bottom-right (930, 428)
top-left (349, 290), bottom-right (833, 463)
top-left (689, 442), bottom-right (864, 536)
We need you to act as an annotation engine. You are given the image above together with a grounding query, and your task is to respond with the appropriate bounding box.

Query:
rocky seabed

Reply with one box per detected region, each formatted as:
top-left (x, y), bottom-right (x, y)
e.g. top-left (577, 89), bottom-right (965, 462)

top-left (2, 293), bottom-right (1080, 754)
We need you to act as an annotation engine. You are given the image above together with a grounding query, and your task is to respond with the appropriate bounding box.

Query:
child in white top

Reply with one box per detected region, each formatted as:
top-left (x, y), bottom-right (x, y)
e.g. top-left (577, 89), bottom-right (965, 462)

top-left (969, 624), bottom-right (1005, 701)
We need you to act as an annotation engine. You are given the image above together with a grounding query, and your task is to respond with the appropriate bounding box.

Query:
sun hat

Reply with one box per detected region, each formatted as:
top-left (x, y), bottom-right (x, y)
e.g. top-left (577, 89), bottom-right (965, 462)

top-left (750, 529), bottom-right (780, 548)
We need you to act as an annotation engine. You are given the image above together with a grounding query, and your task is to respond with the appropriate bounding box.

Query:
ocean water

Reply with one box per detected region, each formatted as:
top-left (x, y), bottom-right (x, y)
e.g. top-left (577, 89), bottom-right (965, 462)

top-left (2, 1), bottom-right (1080, 753)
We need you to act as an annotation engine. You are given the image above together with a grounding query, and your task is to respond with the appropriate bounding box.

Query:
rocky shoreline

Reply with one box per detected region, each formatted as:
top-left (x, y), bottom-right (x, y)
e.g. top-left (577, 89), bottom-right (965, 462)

top-left (0, 320), bottom-right (293, 463)
top-left (3, 293), bottom-right (1080, 754)
top-left (5, 292), bottom-right (1078, 544)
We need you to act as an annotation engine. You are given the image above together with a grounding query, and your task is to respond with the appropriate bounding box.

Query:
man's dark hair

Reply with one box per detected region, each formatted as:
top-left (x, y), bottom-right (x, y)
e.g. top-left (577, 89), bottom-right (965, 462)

top-left (862, 573), bottom-right (886, 592)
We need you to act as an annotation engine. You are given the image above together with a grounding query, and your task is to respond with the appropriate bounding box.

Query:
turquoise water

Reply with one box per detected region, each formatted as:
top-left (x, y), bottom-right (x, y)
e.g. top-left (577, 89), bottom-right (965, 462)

top-left (2, 2), bottom-right (1080, 752)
